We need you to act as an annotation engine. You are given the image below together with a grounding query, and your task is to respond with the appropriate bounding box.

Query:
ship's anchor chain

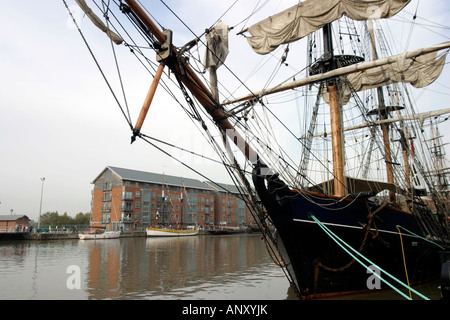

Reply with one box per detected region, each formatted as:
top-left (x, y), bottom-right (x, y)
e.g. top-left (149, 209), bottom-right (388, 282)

top-left (315, 201), bottom-right (388, 272)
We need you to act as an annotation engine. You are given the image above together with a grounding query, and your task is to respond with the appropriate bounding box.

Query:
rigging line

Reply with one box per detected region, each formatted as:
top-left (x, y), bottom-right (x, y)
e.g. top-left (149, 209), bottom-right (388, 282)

top-left (159, 0), bottom-right (274, 110)
top-left (396, 225), bottom-right (446, 250)
top-left (310, 214), bottom-right (429, 300)
top-left (255, 104), bottom-right (297, 179)
top-left (228, 110), bottom-right (307, 186)
top-left (140, 133), bottom-right (230, 167)
top-left (234, 0), bottom-right (268, 31)
top-left (297, 190), bottom-right (363, 211)
top-left (210, 0), bottom-right (240, 30)
top-left (258, 100), bottom-right (337, 187)
top-left (62, 0), bottom-right (133, 130)
top-left (159, 0), bottom-right (204, 39)
top-left (259, 48), bottom-right (290, 94)
top-left (223, 48), bottom-right (280, 102)
top-left (167, 72), bottom-right (259, 199)
top-left (93, 2), bottom-right (204, 143)
top-left (96, 0), bottom-right (133, 124)
top-left (396, 226), bottom-right (412, 299)
top-left (401, 7), bottom-right (448, 29)
top-left (116, 8), bottom-right (211, 122)
top-left (138, 134), bottom-right (235, 197)
top-left (242, 121), bottom-right (320, 190)
top-left (214, 141), bottom-right (295, 286)
top-left (137, 0), bottom-right (165, 30)
top-left (169, 74), bottom-right (262, 209)
top-left (203, 124), bottom-right (288, 270)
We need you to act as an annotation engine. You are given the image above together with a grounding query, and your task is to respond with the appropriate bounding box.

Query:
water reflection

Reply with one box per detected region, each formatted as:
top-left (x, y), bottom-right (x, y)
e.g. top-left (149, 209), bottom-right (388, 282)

top-left (83, 234), bottom-right (290, 300)
top-left (0, 235), bottom-right (441, 300)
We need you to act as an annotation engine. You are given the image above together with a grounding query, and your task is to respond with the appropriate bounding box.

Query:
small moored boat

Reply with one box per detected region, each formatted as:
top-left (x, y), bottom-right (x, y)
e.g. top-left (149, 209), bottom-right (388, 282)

top-left (146, 227), bottom-right (199, 237)
top-left (78, 228), bottom-right (121, 240)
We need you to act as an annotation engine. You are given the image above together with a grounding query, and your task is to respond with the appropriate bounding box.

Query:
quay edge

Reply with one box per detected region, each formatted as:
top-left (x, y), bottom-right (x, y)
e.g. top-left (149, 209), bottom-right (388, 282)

top-left (0, 231), bottom-right (147, 240)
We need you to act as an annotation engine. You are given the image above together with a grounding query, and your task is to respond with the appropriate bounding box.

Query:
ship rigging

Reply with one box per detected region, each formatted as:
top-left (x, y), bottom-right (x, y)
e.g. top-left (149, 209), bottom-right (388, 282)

top-left (64, 0), bottom-right (450, 299)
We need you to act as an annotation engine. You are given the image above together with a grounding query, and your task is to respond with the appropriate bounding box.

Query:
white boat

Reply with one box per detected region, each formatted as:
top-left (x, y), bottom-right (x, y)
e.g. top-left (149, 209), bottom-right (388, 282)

top-left (146, 227), bottom-right (199, 237)
top-left (78, 230), bottom-right (121, 240)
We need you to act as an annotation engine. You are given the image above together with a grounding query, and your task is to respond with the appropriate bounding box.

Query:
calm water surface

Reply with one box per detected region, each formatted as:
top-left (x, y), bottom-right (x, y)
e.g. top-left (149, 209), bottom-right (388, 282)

top-left (0, 234), bottom-right (293, 300)
top-left (0, 234), bottom-right (442, 300)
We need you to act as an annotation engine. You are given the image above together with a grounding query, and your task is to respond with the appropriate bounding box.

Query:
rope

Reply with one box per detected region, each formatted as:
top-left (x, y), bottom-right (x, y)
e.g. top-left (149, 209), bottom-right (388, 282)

top-left (396, 225), bottom-right (446, 250)
top-left (396, 226), bottom-right (412, 299)
top-left (62, 0), bottom-right (133, 130)
top-left (310, 214), bottom-right (430, 300)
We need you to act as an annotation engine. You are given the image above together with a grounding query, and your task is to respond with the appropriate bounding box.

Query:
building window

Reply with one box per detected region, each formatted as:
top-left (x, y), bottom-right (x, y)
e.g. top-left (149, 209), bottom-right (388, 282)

top-left (121, 202), bottom-right (133, 211)
top-left (136, 191), bottom-right (140, 198)
top-left (122, 191), bottom-right (133, 200)
top-left (135, 201), bottom-right (140, 208)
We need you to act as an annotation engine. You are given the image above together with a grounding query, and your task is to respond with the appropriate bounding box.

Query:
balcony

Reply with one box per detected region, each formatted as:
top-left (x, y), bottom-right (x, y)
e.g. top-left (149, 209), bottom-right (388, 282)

top-left (121, 203), bottom-right (133, 212)
top-left (121, 191), bottom-right (134, 201)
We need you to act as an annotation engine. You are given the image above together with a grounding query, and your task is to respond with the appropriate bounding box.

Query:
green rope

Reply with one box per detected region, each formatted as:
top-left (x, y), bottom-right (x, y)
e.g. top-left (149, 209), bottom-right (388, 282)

top-left (310, 214), bottom-right (430, 300)
top-left (395, 225), bottom-right (446, 250)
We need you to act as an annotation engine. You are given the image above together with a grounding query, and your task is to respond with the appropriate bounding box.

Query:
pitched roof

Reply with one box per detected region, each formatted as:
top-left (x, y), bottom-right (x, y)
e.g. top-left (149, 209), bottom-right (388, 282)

top-left (204, 181), bottom-right (247, 195)
top-left (106, 166), bottom-right (214, 191)
top-left (0, 215), bottom-right (29, 222)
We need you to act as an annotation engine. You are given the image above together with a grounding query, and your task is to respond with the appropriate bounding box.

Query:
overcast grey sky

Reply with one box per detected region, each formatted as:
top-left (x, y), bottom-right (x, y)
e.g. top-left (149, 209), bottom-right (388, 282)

top-left (1, 0), bottom-right (449, 221)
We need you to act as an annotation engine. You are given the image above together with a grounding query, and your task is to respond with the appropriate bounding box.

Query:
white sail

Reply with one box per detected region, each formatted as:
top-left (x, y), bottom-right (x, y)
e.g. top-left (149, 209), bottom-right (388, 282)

top-left (204, 21), bottom-right (229, 69)
top-left (322, 51), bottom-right (447, 105)
top-left (224, 41), bottom-right (450, 105)
top-left (75, 0), bottom-right (123, 45)
top-left (245, 0), bottom-right (410, 55)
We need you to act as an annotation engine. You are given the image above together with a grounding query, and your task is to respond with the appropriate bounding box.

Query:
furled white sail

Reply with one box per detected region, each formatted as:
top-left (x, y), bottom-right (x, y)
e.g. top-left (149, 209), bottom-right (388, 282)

top-left (224, 42), bottom-right (450, 105)
top-left (204, 21), bottom-right (229, 69)
top-left (75, 0), bottom-right (123, 45)
top-left (245, 0), bottom-right (410, 55)
top-left (323, 51), bottom-right (446, 105)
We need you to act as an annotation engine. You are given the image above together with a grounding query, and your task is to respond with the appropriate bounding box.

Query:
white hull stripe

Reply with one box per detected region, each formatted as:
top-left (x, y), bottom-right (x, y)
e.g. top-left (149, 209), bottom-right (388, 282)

top-left (293, 218), bottom-right (419, 239)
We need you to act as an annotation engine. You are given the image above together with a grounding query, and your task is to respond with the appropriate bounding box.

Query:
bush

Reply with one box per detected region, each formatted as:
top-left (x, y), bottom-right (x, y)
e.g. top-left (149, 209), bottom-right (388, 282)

top-left (39, 211), bottom-right (91, 226)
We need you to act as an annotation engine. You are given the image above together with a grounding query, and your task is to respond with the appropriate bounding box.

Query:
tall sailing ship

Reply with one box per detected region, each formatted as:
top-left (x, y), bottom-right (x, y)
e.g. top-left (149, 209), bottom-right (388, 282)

top-left (65, 0), bottom-right (450, 298)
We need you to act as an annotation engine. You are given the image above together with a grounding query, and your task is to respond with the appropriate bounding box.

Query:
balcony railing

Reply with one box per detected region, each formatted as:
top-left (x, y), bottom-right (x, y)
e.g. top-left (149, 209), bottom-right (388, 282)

top-left (121, 205), bottom-right (133, 212)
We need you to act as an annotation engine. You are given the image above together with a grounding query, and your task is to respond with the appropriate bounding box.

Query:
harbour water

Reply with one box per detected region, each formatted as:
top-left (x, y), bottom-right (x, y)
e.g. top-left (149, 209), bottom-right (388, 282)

top-left (0, 234), bottom-right (293, 300)
top-left (0, 233), bottom-right (442, 300)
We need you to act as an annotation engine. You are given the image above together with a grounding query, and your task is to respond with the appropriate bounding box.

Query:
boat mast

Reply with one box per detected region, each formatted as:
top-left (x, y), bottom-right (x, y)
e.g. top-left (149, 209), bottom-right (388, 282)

top-left (393, 84), bottom-right (413, 207)
top-left (123, 0), bottom-right (257, 165)
top-left (323, 23), bottom-right (346, 197)
top-left (368, 20), bottom-right (396, 203)
top-left (430, 121), bottom-right (450, 200)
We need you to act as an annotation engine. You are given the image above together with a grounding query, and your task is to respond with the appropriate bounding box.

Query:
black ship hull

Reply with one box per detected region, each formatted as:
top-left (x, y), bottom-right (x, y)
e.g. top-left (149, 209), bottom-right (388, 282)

top-left (253, 170), bottom-right (447, 299)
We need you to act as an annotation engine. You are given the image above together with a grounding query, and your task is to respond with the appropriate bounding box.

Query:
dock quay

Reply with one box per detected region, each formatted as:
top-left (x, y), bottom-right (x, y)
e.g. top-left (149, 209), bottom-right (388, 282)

top-left (0, 230), bottom-right (147, 240)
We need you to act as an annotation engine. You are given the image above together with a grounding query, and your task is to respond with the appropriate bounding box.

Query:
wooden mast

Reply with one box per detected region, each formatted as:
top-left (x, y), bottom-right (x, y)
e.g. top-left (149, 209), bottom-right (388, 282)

top-left (329, 84), bottom-right (346, 197)
top-left (323, 23), bottom-right (346, 197)
top-left (393, 83), bottom-right (413, 209)
top-left (123, 0), bottom-right (257, 163)
top-left (368, 20), bottom-right (396, 203)
top-left (132, 63), bottom-right (165, 141)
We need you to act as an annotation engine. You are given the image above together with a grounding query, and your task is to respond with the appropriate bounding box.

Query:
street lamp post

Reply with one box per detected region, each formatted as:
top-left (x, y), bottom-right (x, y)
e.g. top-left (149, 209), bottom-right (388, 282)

top-left (38, 177), bottom-right (45, 229)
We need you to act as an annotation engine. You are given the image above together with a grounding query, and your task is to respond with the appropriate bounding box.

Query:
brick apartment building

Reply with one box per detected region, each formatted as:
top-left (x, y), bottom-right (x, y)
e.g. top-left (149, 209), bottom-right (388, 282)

top-left (91, 166), bottom-right (255, 231)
